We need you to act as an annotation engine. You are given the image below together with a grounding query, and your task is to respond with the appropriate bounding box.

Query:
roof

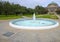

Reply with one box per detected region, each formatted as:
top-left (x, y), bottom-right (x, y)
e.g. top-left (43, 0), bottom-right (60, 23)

top-left (48, 2), bottom-right (58, 6)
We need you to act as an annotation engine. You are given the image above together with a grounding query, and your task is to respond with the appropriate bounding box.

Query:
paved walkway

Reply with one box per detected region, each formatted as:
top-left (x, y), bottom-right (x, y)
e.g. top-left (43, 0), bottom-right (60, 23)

top-left (0, 19), bottom-right (60, 42)
top-left (54, 13), bottom-right (60, 19)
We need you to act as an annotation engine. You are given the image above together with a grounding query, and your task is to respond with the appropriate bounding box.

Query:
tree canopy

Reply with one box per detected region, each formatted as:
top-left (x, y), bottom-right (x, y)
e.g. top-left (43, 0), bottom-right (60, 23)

top-left (0, 1), bottom-right (48, 16)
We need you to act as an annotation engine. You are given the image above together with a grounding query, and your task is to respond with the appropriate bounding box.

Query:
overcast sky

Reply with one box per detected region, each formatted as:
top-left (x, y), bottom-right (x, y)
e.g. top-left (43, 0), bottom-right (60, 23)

top-left (1, 0), bottom-right (60, 8)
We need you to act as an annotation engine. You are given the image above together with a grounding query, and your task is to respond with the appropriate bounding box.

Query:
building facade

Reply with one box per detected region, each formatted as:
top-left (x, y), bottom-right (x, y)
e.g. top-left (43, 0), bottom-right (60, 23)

top-left (47, 2), bottom-right (59, 14)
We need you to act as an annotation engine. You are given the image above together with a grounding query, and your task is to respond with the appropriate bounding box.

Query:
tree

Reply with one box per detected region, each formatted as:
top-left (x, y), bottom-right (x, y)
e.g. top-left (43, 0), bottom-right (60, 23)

top-left (0, 1), bottom-right (2, 15)
top-left (35, 5), bottom-right (48, 14)
top-left (26, 8), bottom-right (34, 14)
top-left (0, 1), bottom-right (48, 16)
top-left (56, 9), bottom-right (60, 14)
top-left (1, 1), bottom-right (12, 16)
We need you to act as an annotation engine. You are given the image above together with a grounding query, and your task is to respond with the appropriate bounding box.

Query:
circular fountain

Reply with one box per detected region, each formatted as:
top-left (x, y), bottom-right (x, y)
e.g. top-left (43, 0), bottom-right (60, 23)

top-left (9, 13), bottom-right (59, 30)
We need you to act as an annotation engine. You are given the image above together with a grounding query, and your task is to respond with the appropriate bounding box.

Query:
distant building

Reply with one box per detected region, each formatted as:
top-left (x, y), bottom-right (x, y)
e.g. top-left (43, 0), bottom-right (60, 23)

top-left (47, 2), bottom-right (59, 14)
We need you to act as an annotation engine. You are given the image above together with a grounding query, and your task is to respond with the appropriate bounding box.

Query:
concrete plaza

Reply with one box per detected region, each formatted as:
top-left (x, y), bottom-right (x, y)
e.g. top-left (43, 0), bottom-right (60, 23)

top-left (0, 19), bottom-right (60, 42)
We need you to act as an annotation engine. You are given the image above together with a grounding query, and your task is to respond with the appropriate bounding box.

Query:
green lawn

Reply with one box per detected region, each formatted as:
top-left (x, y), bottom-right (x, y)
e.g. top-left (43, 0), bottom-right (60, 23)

top-left (23, 14), bottom-right (58, 19)
top-left (0, 14), bottom-right (58, 20)
top-left (36, 14), bottom-right (58, 19)
top-left (0, 15), bottom-right (22, 20)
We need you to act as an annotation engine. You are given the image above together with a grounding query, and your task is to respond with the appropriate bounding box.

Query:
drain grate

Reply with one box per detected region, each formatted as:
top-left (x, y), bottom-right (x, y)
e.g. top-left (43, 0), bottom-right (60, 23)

top-left (3, 32), bottom-right (14, 37)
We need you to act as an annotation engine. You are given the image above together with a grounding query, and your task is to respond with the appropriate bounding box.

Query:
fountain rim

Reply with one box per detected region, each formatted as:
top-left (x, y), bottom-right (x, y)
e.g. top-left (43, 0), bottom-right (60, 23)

top-left (9, 18), bottom-right (59, 30)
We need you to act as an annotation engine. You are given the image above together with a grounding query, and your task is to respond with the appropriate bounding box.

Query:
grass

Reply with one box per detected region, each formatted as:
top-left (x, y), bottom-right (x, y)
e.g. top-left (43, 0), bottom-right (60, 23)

top-left (0, 15), bottom-right (22, 20)
top-left (23, 14), bottom-right (58, 19)
top-left (36, 14), bottom-right (58, 19)
top-left (0, 14), bottom-right (58, 20)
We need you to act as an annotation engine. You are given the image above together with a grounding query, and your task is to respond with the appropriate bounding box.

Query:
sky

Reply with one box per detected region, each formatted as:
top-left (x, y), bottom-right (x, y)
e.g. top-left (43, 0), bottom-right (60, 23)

top-left (1, 0), bottom-right (60, 8)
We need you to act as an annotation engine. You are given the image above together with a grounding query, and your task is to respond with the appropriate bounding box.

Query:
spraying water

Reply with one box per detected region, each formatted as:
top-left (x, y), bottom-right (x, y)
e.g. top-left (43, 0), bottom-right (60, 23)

top-left (33, 13), bottom-right (36, 20)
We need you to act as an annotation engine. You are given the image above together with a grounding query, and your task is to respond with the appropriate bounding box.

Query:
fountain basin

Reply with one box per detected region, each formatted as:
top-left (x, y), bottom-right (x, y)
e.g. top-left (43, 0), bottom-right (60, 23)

top-left (9, 19), bottom-right (59, 30)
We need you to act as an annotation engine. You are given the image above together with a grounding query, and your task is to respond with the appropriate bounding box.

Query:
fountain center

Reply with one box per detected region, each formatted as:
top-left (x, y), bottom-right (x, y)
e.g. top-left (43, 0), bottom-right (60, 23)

top-left (33, 13), bottom-right (36, 20)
